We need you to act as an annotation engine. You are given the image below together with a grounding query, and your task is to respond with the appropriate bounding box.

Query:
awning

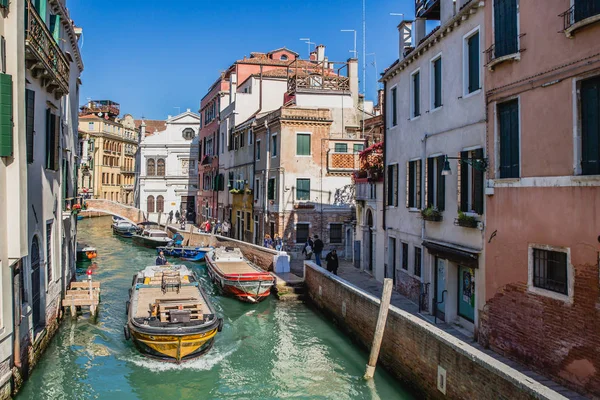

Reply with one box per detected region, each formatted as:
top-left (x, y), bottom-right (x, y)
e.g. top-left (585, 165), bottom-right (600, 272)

top-left (422, 240), bottom-right (479, 269)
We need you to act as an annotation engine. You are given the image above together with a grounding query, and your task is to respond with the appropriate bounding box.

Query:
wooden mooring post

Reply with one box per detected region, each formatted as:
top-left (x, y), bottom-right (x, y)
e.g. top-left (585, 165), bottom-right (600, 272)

top-left (364, 278), bottom-right (393, 379)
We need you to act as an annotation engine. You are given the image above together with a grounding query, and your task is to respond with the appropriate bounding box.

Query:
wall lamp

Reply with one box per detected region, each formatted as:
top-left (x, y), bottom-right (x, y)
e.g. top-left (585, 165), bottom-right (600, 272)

top-left (441, 155), bottom-right (488, 176)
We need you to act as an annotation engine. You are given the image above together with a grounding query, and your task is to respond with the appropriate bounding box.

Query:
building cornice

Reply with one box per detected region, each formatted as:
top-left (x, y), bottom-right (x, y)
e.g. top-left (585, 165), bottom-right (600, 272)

top-left (382, 0), bottom-right (484, 83)
top-left (48, 0), bottom-right (84, 72)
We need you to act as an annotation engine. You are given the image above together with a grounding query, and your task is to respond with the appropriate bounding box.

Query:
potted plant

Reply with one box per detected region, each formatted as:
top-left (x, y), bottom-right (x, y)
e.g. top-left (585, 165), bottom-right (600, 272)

top-left (456, 211), bottom-right (478, 228)
top-left (421, 206), bottom-right (442, 222)
top-left (245, 188), bottom-right (253, 195)
top-left (229, 188), bottom-right (241, 194)
top-left (72, 203), bottom-right (82, 215)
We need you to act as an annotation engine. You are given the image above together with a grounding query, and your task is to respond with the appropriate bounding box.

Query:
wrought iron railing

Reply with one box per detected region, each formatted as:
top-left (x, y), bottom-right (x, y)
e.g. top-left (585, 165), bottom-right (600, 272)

top-left (25, 0), bottom-right (70, 96)
top-left (561, 3), bottom-right (600, 31)
top-left (484, 34), bottom-right (526, 65)
top-left (416, 0), bottom-right (440, 18)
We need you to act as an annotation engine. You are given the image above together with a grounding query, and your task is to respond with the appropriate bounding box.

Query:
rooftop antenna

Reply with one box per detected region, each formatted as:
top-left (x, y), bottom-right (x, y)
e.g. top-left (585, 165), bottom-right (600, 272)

top-left (299, 38), bottom-right (315, 58)
top-left (367, 53), bottom-right (381, 90)
top-left (390, 13), bottom-right (405, 19)
top-left (362, 0), bottom-right (366, 139)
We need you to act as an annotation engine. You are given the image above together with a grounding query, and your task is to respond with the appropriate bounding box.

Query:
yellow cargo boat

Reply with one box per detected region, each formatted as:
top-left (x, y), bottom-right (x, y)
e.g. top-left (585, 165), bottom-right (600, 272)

top-left (124, 265), bottom-right (223, 363)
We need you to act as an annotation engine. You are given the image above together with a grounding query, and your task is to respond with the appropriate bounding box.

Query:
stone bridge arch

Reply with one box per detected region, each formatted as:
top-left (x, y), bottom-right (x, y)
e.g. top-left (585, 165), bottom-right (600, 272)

top-left (82, 199), bottom-right (145, 224)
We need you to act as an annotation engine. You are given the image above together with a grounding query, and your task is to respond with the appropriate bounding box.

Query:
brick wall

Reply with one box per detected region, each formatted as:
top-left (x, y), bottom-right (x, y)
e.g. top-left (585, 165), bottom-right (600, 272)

top-left (304, 263), bottom-right (564, 399)
top-left (396, 270), bottom-right (422, 309)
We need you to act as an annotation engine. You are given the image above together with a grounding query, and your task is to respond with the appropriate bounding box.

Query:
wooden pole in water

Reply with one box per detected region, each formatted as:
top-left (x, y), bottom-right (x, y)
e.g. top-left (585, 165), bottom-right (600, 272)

top-left (364, 278), bottom-right (393, 379)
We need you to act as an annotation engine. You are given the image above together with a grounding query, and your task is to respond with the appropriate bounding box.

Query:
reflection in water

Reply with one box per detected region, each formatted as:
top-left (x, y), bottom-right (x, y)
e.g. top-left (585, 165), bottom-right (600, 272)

top-left (17, 217), bottom-right (411, 400)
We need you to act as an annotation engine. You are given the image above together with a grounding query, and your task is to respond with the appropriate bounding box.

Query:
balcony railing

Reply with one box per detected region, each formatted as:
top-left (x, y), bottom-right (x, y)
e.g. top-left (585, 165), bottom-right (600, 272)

top-left (328, 152), bottom-right (359, 172)
top-left (561, 3), bottom-right (600, 34)
top-left (25, 0), bottom-right (70, 98)
top-left (355, 181), bottom-right (377, 201)
top-left (484, 34), bottom-right (526, 68)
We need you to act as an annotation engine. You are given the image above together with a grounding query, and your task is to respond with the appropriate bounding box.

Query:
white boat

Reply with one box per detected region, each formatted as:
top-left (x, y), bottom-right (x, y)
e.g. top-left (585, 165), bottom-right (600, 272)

top-left (132, 229), bottom-right (171, 249)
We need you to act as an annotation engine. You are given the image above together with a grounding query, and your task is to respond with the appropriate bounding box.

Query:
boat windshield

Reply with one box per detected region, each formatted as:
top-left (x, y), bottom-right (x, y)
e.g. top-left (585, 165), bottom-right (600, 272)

top-left (150, 232), bottom-right (168, 238)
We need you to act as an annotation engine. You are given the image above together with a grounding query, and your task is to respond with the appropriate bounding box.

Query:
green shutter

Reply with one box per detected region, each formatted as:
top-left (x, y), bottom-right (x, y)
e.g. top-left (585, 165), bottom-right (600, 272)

top-left (434, 58), bottom-right (442, 108)
top-left (509, 100), bottom-right (520, 178)
top-left (391, 87), bottom-right (397, 126)
top-left (417, 160), bottom-right (422, 209)
top-left (468, 33), bottom-right (480, 93)
top-left (268, 178), bottom-right (274, 200)
top-left (408, 161), bottom-right (415, 208)
top-left (335, 143), bottom-right (347, 153)
top-left (296, 179), bottom-right (309, 200)
top-left (26, 89), bottom-right (35, 163)
top-left (494, 0), bottom-right (518, 58)
top-left (473, 149), bottom-right (484, 214)
top-left (50, 14), bottom-right (60, 42)
top-left (387, 165), bottom-right (393, 206)
top-left (498, 99), bottom-right (519, 178)
top-left (574, 0), bottom-right (600, 22)
top-left (460, 151), bottom-right (469, 212)
top-left (297, 134), bottom-right (310, 156)
top-left (0, 0), bottom-right (8, 9)
top-left (436, 155), bottom-right (445, 211)
top-left (427, 157), bottom-right (434, 207)
top-left (413, 73), bottom-right (420, 117)
top-left (34, 0), bottom-right (47, 24)
top-left (581, 77), bottom-right (600, 175)
top-left (53, 115), bottom-right (60, 170)
top-left (45, 108), bottom-right (52, 168)
top-left (353, 144), bottom-right (364, 153)
top-left (0, 73), bottom-right (13, 157)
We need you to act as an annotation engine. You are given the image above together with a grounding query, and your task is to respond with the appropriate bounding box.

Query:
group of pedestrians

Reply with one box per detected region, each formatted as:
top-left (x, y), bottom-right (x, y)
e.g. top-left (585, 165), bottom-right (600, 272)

top-left (263, 234), bottom-right (284, 251)
top-left (198, 219), bottom-right (231, 236)
top-left (302, 234), bottom-right (339, 275)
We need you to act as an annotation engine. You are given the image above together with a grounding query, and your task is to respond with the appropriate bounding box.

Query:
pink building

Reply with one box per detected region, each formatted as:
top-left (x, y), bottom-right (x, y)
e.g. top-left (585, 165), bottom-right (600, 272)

top-left (481, 0), bottom-right (600, 397)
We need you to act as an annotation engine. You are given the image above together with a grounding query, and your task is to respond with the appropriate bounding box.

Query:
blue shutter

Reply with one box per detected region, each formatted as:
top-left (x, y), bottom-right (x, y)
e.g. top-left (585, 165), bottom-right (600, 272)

top-left (473, 148), bottom-right (484, 214)
top-left (494, 0), bottom-right (518, 58)
top-left (581, 77), bottom-right (600, 175)
top-left (434, 58), bottom-right (442, 108)
top-left (468, 32), bottom-right (480, 93)
top-left (436, 155), bottom-right (445, 211)
top-left (0, 73), bottom-right (13, 157)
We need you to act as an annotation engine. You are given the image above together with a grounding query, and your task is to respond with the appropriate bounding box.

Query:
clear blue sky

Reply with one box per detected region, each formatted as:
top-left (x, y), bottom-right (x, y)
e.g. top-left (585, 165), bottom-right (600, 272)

top-left (69, 0), bottom-right (416, 120)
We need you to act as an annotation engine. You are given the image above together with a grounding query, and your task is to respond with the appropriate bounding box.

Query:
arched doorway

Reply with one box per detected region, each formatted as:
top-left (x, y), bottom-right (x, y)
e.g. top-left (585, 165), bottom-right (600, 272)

top-left (30, 236), bottom-right (44, 331)
top-left (365, 209), bottom-right (374, 272)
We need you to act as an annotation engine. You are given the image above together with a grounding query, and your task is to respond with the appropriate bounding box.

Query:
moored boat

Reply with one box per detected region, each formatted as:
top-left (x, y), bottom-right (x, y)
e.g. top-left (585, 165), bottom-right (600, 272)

top-left (124, 265), bottom-right (223, 363)
top-left (205, 247), bottom-right (274, 303)
top-left (112, 220), bottom-right (139, 238)
top-left (156, 246), bottom-right (212, 261)
top-left (76, 243), bottom-right (97, 262)
top-left (132, 229), bottom-right (171, 249)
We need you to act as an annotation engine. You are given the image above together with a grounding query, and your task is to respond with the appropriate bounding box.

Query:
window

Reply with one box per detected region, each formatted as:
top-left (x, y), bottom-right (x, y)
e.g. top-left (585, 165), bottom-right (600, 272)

top-left (147, 159), bottom-right (155, 176)
top-left (391, 86), bottom-right (397, 126)
top-left (147, 195), bottom-right (155, 212)
top-left (387, 164), bottom-right (398, 207)
top-left (414, 247), bottom-right (422, 277)
top-left (581, 76), bottom-right (600, 175)
top-left (335, 143), bottom-right (348, 153)
top-left (49, 14), bottom-right (60, 42)
top-left (255, 178), bottom-right (260, 200)
top-left (297, 133), bottom-right (311, 156)
top-left (458, 149), bottom-right (484, 214)
top-left (46, 221), bottom-right (53, 282)
top-left (220, 132), bottom-right (224, 154)
top-left (182, 128), bottom-right (195, 140)
top-left (88, 122), bottom-right (94, 131)
top-left (330, 224), bottom-right (343, 244)
top-left (296, 178), bottom-right (310, 201)
top-left (431, 56), bottom-right (442, 109)
top-left (26, 89), bottom-right (35, 163)
top-left (574, 0), bottom-right (600, 23)
top-left (280, 54), bottom-right (288, 61)
top-left (256, 140), bottom-right (261, 160)
top-left (268, 178), bottom-right (275, 200)
top-left (498, 99), bottom-right (520, 178)
top-left (353, 144), bottom-right (364, 153)
top-left (240, 131), bottom-right (245, 148)
top-left (246, 212), bottom-right (251, 230)
top-left (45, 109), bottom-right (59, 170)
top-left (466, 31), bottom-right (480, 94)
top-left (156, 158), bottom-right (165, 176)
top-left (426, 156), bottom-right (445, 210)
top-left (272, 134), bottom-right (278, 157)
top-left (248, 129), bottom-right (253, 145)
top-left (532, 248), bottom-right (568, 295)
top-left (407, 160), bottom-right (422, 208)
top-left (228, 172), bottom-right (234, 189)
top-left (493, 0), bottom-right (518, 58)
top-left (401, 243), bottom-right (408, 270)
top-left (296, 223), bottom-right (309, 243)
top-left (411, 71), bottom-right (420, 118)
top-left (156, 195), bottom-right (164, 213)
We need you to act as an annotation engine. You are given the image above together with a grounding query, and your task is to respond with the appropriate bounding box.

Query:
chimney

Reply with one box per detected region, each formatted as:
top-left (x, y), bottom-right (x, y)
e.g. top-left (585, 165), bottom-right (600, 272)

top-left (230, 72), bottom-right (237, 104)
top-left (310, 51), bottom-right (317, 61)
top-left (324, 56), bottom-right (329, 69)
top-left (316, 44), bottom-right (325, 62)
top-left (140, 120), bottom-right (146, 140)
top-left (347, 58), bottom-right (359, 107)
top-left (398, 20), bottom-right (413, 60)
top-left (413, 18), bottom-right (426, 48)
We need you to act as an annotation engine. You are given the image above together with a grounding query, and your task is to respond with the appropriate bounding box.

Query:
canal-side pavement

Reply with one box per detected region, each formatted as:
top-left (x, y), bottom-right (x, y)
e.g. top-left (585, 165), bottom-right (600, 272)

top-left (291, 258), bottom-right (587, 399)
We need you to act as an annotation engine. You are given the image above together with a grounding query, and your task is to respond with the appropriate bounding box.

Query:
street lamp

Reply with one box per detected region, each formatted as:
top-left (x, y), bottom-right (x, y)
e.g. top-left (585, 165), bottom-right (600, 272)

top-left (441, 155), bottom-right (488, 176)
top-left (340, 29), bottom-right (357, 59)
top-left (299, 38), bottom-right (315, 58)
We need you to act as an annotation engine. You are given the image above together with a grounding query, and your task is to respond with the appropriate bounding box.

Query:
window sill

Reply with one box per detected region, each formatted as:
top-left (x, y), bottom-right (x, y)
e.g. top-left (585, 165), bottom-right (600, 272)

top-left (295, 155), bottom-right (312, 158)
top-left (527, 285), bottom-right (572, 304)
top-left (493, 177), bottom-right (520, 184)
top-left (408, 207), bottom-right (421, 213)
top-left (462, 88), bottom-right (481, 99)
top-left (487, 52), bottom-right (521, 71)
top-left (564, 14), bottom-right (600, 38)
top-left (429, 106), bottom-right (443, 114)
top-left (410, 115), bottom-right (421, 122)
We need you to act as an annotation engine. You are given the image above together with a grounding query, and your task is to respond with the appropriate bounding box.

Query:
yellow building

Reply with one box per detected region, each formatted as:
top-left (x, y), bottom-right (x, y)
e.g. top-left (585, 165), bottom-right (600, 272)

top-left (78, 101), bottom-right (139, 205)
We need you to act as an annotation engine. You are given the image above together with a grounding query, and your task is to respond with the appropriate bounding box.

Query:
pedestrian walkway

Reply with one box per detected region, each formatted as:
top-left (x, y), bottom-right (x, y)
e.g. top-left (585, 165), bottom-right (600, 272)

top-left (290, 258), bottom-right (587, 400)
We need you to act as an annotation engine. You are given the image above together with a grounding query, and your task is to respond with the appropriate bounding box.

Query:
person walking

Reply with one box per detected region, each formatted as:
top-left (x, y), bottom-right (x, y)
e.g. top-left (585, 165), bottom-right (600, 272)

top-left (313, 235), bottom-right (324, 266)
top-left (168, 210), bottom-right (174, 224)
top-left (216, 220), bottom-right (222, 235)
top-left (263, 234), bottom-right (273, 249)
top-left (223, 220), bottom-right (230, 237)
top-left (175, 210), bottom-right (180, 223)
top-left (302, 236), bottom-right (314, 260)
top-left (325, 249), bottom-right (339, 275)
top-left (274, 234), bottom-right (283, 251)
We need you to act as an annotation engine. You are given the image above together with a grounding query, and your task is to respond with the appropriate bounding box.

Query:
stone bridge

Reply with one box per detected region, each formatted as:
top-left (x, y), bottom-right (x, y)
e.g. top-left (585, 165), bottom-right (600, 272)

top-left (82, 199), bottom-right (145, 224)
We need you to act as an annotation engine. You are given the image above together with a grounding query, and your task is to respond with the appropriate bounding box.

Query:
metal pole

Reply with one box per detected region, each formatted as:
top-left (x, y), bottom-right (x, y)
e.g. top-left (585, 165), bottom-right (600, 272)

top-left (364, 278), bottom-right (393, 379)
top-left (362, 0), bottom-right (366, 139)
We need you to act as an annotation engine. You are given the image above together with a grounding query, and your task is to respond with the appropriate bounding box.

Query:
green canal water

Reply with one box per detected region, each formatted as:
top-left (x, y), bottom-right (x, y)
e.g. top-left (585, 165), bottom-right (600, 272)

top-left (17, 217), bottom-right (412, 400)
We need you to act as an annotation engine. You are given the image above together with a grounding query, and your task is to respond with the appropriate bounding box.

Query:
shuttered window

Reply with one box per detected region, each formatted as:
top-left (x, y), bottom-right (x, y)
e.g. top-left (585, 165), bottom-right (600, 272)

top-left (459, 149), bottom-right (484, 214)
top-left (330, 224), bottom-right (343, 244)
top-left (574, 0), bottom-right (600, 23)
top-left (256, 140), bottom-right (261, 160)
top-left (581, 76), bottom-right (600, 175)
top-left (407, 160), bottom-right (421, 208)
top-left (45, 109), bottom-right (59, 170)
top-left (271, 135), bottom-right (278, 157)
top-left (387, 164), bottom-right (398, 206)
top-left (391, 87), bottom-right (397, 126)
top-left (26, 89), bottom-right (35, 163)
top-left (296, 178), bottom-right (310, 201)
top-left (432, 58), bottom-right (442, 109)
top-left (50, 14), bottom-right (60, 43)
top-left (0, 73), bottom-right (12, 157)
top-left (493, 0), bottom-right (518, 58)
top-left (335, 143), bottom-right (348, 153)
top-left (297, 133), bottom-right (311, 155)
top-left (353, 144), bottom-right (364, 153)
top-left (401, 243), bottom-right (409, 270)
top-left (0, 0), bottom-right (8, 9)
top-left (412, 72), bottom-right (420, 118)
top-left (296, 223), bottom-right (309, 244)
top-left (467, 32), bottom-right (480, 93)
top-left (268, 178), bottom-right (276, 200)
top-left (426, 156), bottom-right (446, 210)
top-left (498, 99), bottom-right (519, 178)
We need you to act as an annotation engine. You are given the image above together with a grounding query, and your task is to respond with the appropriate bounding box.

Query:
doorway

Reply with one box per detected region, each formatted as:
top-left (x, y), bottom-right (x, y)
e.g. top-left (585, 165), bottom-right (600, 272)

top-left (434, 257), bottom-right (447, 321)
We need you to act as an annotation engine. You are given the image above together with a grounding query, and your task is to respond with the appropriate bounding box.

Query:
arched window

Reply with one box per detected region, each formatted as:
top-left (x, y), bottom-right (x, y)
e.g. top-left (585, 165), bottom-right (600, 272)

top-left (280, 54), bottom-right (288, 61)
top-left (157, 159), bottom-right (165, 176)
top-left (147, 195), bottom-right (155, 212)
top-left (147, 159), bottom-right (155, 176)
top-left (156, 195), bottom-right (164, 213)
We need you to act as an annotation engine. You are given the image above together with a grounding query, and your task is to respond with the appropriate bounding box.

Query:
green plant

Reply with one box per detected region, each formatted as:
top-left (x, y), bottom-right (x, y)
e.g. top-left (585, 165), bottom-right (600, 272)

top-left (457, 211), bottom-right (478, 228)
top-left (421, 206), bottom-right (442, 221)
top-left (229, 188), bottom-right (242, 194)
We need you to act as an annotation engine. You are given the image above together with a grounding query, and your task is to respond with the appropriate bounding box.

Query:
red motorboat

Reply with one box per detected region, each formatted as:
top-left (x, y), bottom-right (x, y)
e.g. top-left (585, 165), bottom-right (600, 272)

top-left (205, 247), bottom-right (274, 303)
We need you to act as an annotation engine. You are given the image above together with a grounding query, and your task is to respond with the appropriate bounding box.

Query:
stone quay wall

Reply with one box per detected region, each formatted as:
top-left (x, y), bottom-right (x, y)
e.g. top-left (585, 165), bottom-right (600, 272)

top-left (304, 262), bottom-right (565, 400)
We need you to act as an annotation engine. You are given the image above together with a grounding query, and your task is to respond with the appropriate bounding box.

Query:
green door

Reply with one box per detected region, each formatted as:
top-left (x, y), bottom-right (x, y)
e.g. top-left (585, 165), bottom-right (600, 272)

top-left (458, 266), bottom-right (475, 322)
top-left (581, 77), bottom-right (600, 175)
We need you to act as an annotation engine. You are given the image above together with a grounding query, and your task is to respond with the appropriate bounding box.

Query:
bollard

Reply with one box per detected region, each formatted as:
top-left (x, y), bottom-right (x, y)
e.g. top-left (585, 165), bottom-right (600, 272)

top-left (364, 278), bottom-right (393, 379)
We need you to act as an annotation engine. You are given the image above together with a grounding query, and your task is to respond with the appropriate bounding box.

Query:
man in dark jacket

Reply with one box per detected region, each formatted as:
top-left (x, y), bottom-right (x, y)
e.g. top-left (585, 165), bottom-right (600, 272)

top-left (313, 235), bottom-right (324, 266)
top-left (155, 251), bottom-right (169, 266)
top-left (325, 249), bottom-right (339, 275)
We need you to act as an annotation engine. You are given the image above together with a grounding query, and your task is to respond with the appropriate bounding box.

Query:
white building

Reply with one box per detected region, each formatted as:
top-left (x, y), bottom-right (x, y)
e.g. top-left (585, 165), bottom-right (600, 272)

top-left (381, 0), bottom-right (486, 335)
top-left (139, 110), bottom-right (200, 220)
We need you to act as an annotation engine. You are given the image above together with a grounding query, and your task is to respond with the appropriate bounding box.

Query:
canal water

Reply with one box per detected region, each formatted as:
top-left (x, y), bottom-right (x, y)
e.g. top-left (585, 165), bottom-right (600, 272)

top-left (17, 217), bottom-right (411, 400)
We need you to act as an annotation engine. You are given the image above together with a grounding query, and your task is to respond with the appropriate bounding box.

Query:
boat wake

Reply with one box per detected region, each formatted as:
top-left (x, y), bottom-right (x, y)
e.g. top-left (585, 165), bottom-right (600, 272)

top-left (122, 341), bottom-right (240, 372)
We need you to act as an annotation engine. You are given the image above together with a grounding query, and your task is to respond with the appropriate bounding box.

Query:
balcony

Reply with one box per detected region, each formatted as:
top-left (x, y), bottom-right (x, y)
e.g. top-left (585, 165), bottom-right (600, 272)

top-left (80, 100), bottom-right (120, 117)
top-left (355, 181), bottom-right (377, 202)
top-left (120, 167), bottom-right (135, 174)
top-left (287, 59), bottom-right (350, 95)
top-left (484, 35), bottom-right (526, 70)
top-left (416, 0), bottom-right (440, 19)
top-left (25, 0), bottom-right (70, 99)
top-left (561, 3), bottom-right (600, 37)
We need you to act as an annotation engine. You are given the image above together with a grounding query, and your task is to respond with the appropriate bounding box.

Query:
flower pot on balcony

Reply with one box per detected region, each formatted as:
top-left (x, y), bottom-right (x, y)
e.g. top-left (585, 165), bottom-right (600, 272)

top-left (455, 212), bottom-right (479, 228)
top-left (421, 207), bottom-right (442, 222)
